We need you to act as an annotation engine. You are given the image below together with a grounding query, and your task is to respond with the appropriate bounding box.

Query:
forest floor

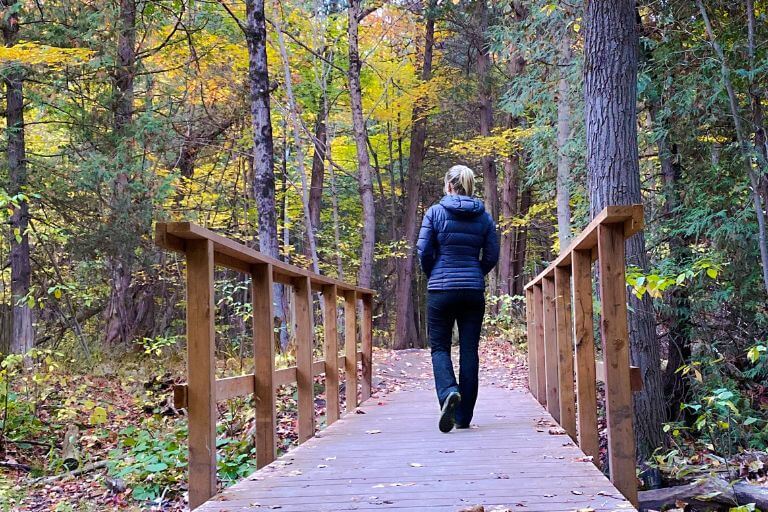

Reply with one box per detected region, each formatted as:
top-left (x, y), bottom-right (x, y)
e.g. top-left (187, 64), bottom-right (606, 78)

top-left (1, 337), bottom-right (527, 512)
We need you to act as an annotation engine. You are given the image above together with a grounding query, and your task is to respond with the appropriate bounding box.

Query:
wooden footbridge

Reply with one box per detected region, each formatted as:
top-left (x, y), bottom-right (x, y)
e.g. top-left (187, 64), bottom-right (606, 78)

top-left (156, 205), bottom-right (644, 512)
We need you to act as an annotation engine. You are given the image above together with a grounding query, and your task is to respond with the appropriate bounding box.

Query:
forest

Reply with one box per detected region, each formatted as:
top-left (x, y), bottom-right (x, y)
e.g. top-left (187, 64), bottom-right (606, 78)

top-left (1, 0), bottom-right (767, 510)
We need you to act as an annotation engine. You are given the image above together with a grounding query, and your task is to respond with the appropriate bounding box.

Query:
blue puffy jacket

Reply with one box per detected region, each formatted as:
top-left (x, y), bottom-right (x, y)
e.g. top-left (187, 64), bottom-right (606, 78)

top-left (417, 195), bottom-right (499, 290)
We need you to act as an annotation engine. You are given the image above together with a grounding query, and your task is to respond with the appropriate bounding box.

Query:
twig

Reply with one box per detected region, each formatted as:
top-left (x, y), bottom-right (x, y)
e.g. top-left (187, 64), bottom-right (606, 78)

top-left (28, 460), bottom-right (108, 485)
top-left (0, 461), bottom-right (32, 472)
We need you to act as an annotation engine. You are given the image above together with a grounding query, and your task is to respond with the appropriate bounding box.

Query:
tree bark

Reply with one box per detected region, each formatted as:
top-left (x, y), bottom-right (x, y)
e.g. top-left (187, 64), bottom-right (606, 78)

top-left (309, 97), bottom-right (327, 233)
top-left (393, 0), bottom-right (435, 350)
top-left (696, 0), bottom-right (768, 296)
top-left (556, 34), bottom-right (573, 247)
top-left (2, 0), bottom-right (34, 355)
top-left (347, 0), bottom-right (376, 289)
top-left (584, 0), bottom-right (666, 459)
top-left (245, 0), bottom-right (288, 348)
top-left (511, 187), bottom-right (531, 296)
top-left (103, 0), bottom-right (137, 346)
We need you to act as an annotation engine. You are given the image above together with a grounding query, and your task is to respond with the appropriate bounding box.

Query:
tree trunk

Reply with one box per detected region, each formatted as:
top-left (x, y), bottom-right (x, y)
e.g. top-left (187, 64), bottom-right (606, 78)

top-left (246, 0), bottom-right (288, 348)
top-left (273, 8), bottom-right (319, 272)
top-left (584, 0), bottom-right (666, 460)
top-left (309, 96), bottom-right (327, 233)
top-left (556, 35), bottom-right (573, 247)
top-left (347, 0), bottom-right (376, 289)
top-left (393, 0), bottom-right (435, 350)
top-left (2, 0), bottom-right (34, 355)
top-left (103, 0), bottom-right (137, 346)
top-left (511, 187), bottom-right (531, 296)
top-left (696, 0), bottom-right (768, 296)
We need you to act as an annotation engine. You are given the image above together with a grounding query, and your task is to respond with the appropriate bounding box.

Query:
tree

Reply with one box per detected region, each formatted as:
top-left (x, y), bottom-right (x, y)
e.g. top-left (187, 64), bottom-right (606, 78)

top-left (393, 0), bottom-right (436, 350)
top-left (2, 0), bottom-right (34, 354)
top-left (584, 0), bottom-right (665, 459)
top-left (347, 0), bottom-right (376, 289)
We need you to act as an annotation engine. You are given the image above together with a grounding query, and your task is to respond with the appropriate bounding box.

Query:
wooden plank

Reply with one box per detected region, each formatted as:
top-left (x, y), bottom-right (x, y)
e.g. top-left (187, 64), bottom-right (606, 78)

top-left (554, 266), bottom-right (576, 439)
top-left (361, 294), bottom-right (373, 402)
top-left (185, 238), bottom-right (217, 510)
top-left (571, 249), bottom-right (599, 466)
top-left (344, 290), bottom-right (358, 410)
top-left (253, 263), bottom-right (276, 468)
top-left (195, 387), bottom-right (635, 512)
top-left (157, 222), bottom-right (375, 296)
top-left (596, 223), bottom-right (638, 506)
top-left (524, 205), bottom-right (643, 290)
top-left (294, 275), bottom-right (315, 444)
top-left (595, 362), bottom-right (643, 392)
top-left (532, 284), bottom-right (546, 405)
top-left (525, 288), bottom-right (537, 400)
top-left (323, 285), bottom-right (341, 425)
top-left (542, 276), bottom-right (560, 421)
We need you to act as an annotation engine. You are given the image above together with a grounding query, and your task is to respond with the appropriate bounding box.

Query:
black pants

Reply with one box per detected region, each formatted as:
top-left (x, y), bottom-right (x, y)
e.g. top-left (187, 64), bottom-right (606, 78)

top-left (427, 289), bottom-right (485, 426)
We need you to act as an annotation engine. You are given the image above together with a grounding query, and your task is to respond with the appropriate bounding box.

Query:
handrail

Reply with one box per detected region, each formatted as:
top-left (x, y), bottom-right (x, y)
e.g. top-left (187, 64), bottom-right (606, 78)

top-left (524, 205), bottom-right (643, 507)
top-left (155, 222), bottom-right (375, 510)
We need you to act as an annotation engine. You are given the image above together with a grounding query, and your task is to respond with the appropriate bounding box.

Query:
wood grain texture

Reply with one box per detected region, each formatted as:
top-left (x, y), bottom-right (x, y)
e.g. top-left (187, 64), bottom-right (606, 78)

top-left (196, 387), bottom-right (635, 512)
top-left (532, 284), bottom-right (546, 405)
top-left (344, 290), bottom-right (358, 410)
top-left (571, 249), bottom-right (599, 466)
top-left (253, 263), bottom-right (276, 467)
top-left (597, 223), bottom-right (637, 506)
top-left (185, 239), bottom-right (216, 509)
top-left (542, 276), bottom-right (560, 421)
top-left (554, 265), bottom-right (576, 440)
top-left (322, 285), bottom-right (340, 425)
top-left (294, 275), bottom-right (315, 443)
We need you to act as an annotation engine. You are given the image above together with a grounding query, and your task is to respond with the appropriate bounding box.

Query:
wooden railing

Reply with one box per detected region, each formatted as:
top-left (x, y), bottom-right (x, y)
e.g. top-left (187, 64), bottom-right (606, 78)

top-left (524, 205), bottom-right (644, 507)
top-left (155, 222), bottom-right (375, 510)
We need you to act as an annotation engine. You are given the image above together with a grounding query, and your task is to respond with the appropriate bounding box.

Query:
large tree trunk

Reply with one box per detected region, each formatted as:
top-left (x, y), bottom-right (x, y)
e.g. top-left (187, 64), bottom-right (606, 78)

top-left (309, 97), bottom-right (327, 233)
top-left (347, 0), bottom-right (376, 289)
top-left (393, 0), bottom-right (435, 350)
top-left (2, 0), bottom-right (34, 355)
top-left (103, 0), bottom-right (137, 346)
top-left (584, 0), bottom-right (666, 460)
top-left (556, 35), bottom-right (573, 247)
top-left (246, 0), bottom-right (288, 348)
top-left (510, 187), bottom-right (531, 296)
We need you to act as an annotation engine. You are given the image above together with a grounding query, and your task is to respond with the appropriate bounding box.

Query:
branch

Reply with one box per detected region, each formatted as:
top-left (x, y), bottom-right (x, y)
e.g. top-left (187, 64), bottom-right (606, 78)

top-left (215, 0), bottom-right (246, 34)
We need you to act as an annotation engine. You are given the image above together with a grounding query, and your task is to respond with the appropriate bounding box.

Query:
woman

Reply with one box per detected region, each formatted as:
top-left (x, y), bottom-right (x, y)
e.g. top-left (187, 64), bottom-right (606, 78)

top-left (417, 165), bottom-right (499, 433)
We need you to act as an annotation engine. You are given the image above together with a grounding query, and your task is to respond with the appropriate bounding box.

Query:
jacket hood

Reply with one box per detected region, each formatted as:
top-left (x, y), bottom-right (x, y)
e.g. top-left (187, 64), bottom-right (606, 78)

top-left (439, 195), bottom-right (486, 218)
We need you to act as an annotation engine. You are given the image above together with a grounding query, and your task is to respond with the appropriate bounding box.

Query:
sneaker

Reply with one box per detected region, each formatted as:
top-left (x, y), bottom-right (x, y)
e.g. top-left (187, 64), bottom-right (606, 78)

top-left (439, 392), bottom-right (461, 433)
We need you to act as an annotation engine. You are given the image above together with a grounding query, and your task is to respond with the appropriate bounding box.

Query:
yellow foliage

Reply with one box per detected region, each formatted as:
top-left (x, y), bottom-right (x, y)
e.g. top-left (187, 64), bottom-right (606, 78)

top-left (444, 127), bottom-right (537, 159)
top-left (0, 42), bottom-right (93, 68)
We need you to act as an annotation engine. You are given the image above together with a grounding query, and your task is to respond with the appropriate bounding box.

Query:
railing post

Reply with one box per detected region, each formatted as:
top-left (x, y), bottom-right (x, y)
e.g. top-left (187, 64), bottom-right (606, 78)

top-left (344, 290), bottom-right (359, 410)
top-left (185, 239), bottom-right (216, 510)
top-left (532, 284), bottom-right (546, 405)
top-left (597, 223), bottom-right (638, 506)
top-left (294, 276), bottom-right (315, 443)
top-left (525, 288), bottom-right (538, 401)
top-left (542, 276), bottom-right (560, 421)
top-left (554, 266), bottom-right (576, 439)
top-left (361, 293), bottom-right (373, 401)
top-left (252, 263), bottom-right (276, 467)
top-left (322, 285), bottom-right (340, 424)
top-left (571, 249), bottom-right (599, 466)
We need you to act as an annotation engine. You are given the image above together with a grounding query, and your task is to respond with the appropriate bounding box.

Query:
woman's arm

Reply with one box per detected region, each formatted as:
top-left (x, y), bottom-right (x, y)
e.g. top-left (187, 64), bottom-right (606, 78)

top-left (480, 212), bottom-right (500, 275)
top-left (417, 207), bottom-right (438, 277)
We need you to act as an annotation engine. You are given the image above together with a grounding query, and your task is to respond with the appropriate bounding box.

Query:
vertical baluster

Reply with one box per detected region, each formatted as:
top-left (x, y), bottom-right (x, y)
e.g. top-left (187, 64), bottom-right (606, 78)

top-left (294, 276), bottom-right (315, 443)
top-left (344, 290), bottom-right (359, 410)
top-left (533, 284), bottom-right (546, 405)
top-left (322, 285), bottom-right (340, 424)
top-left (185, 239), bottom-right (216, 509)
top-left (543, 276), bottom-right (560, 421)
top-left (555, 266), bottom-right (576, 438)
top-left (597, 223), bottom-right (637, 506)
top-left (361, 293), bottom-right (373, 401)
top-left (572, 249), bottom-right (599, 465)
top-left (525, 288), bottom-right (538, 400)
top-left (253, 263), bottom-right (276, 467)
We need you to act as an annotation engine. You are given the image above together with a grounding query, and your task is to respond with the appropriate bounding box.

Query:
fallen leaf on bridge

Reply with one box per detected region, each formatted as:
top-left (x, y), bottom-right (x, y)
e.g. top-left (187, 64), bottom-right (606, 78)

top-left (365, 429), bottom-right (381, 434)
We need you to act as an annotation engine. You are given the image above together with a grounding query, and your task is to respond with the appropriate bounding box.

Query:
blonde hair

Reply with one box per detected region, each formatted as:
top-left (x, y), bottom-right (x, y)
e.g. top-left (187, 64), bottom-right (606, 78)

top-left (444, 165), bottom-right (476, 196)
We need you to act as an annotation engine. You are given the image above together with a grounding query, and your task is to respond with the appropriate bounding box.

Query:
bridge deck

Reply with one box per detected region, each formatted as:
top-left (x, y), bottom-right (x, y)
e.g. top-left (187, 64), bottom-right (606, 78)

top-left (198, 386), bottom-right (635, 512)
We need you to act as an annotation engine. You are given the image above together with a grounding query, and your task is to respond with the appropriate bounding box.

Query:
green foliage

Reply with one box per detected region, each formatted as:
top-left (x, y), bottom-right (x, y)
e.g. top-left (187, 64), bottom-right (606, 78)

top-left (484, 294), bottom-right (526, 344)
